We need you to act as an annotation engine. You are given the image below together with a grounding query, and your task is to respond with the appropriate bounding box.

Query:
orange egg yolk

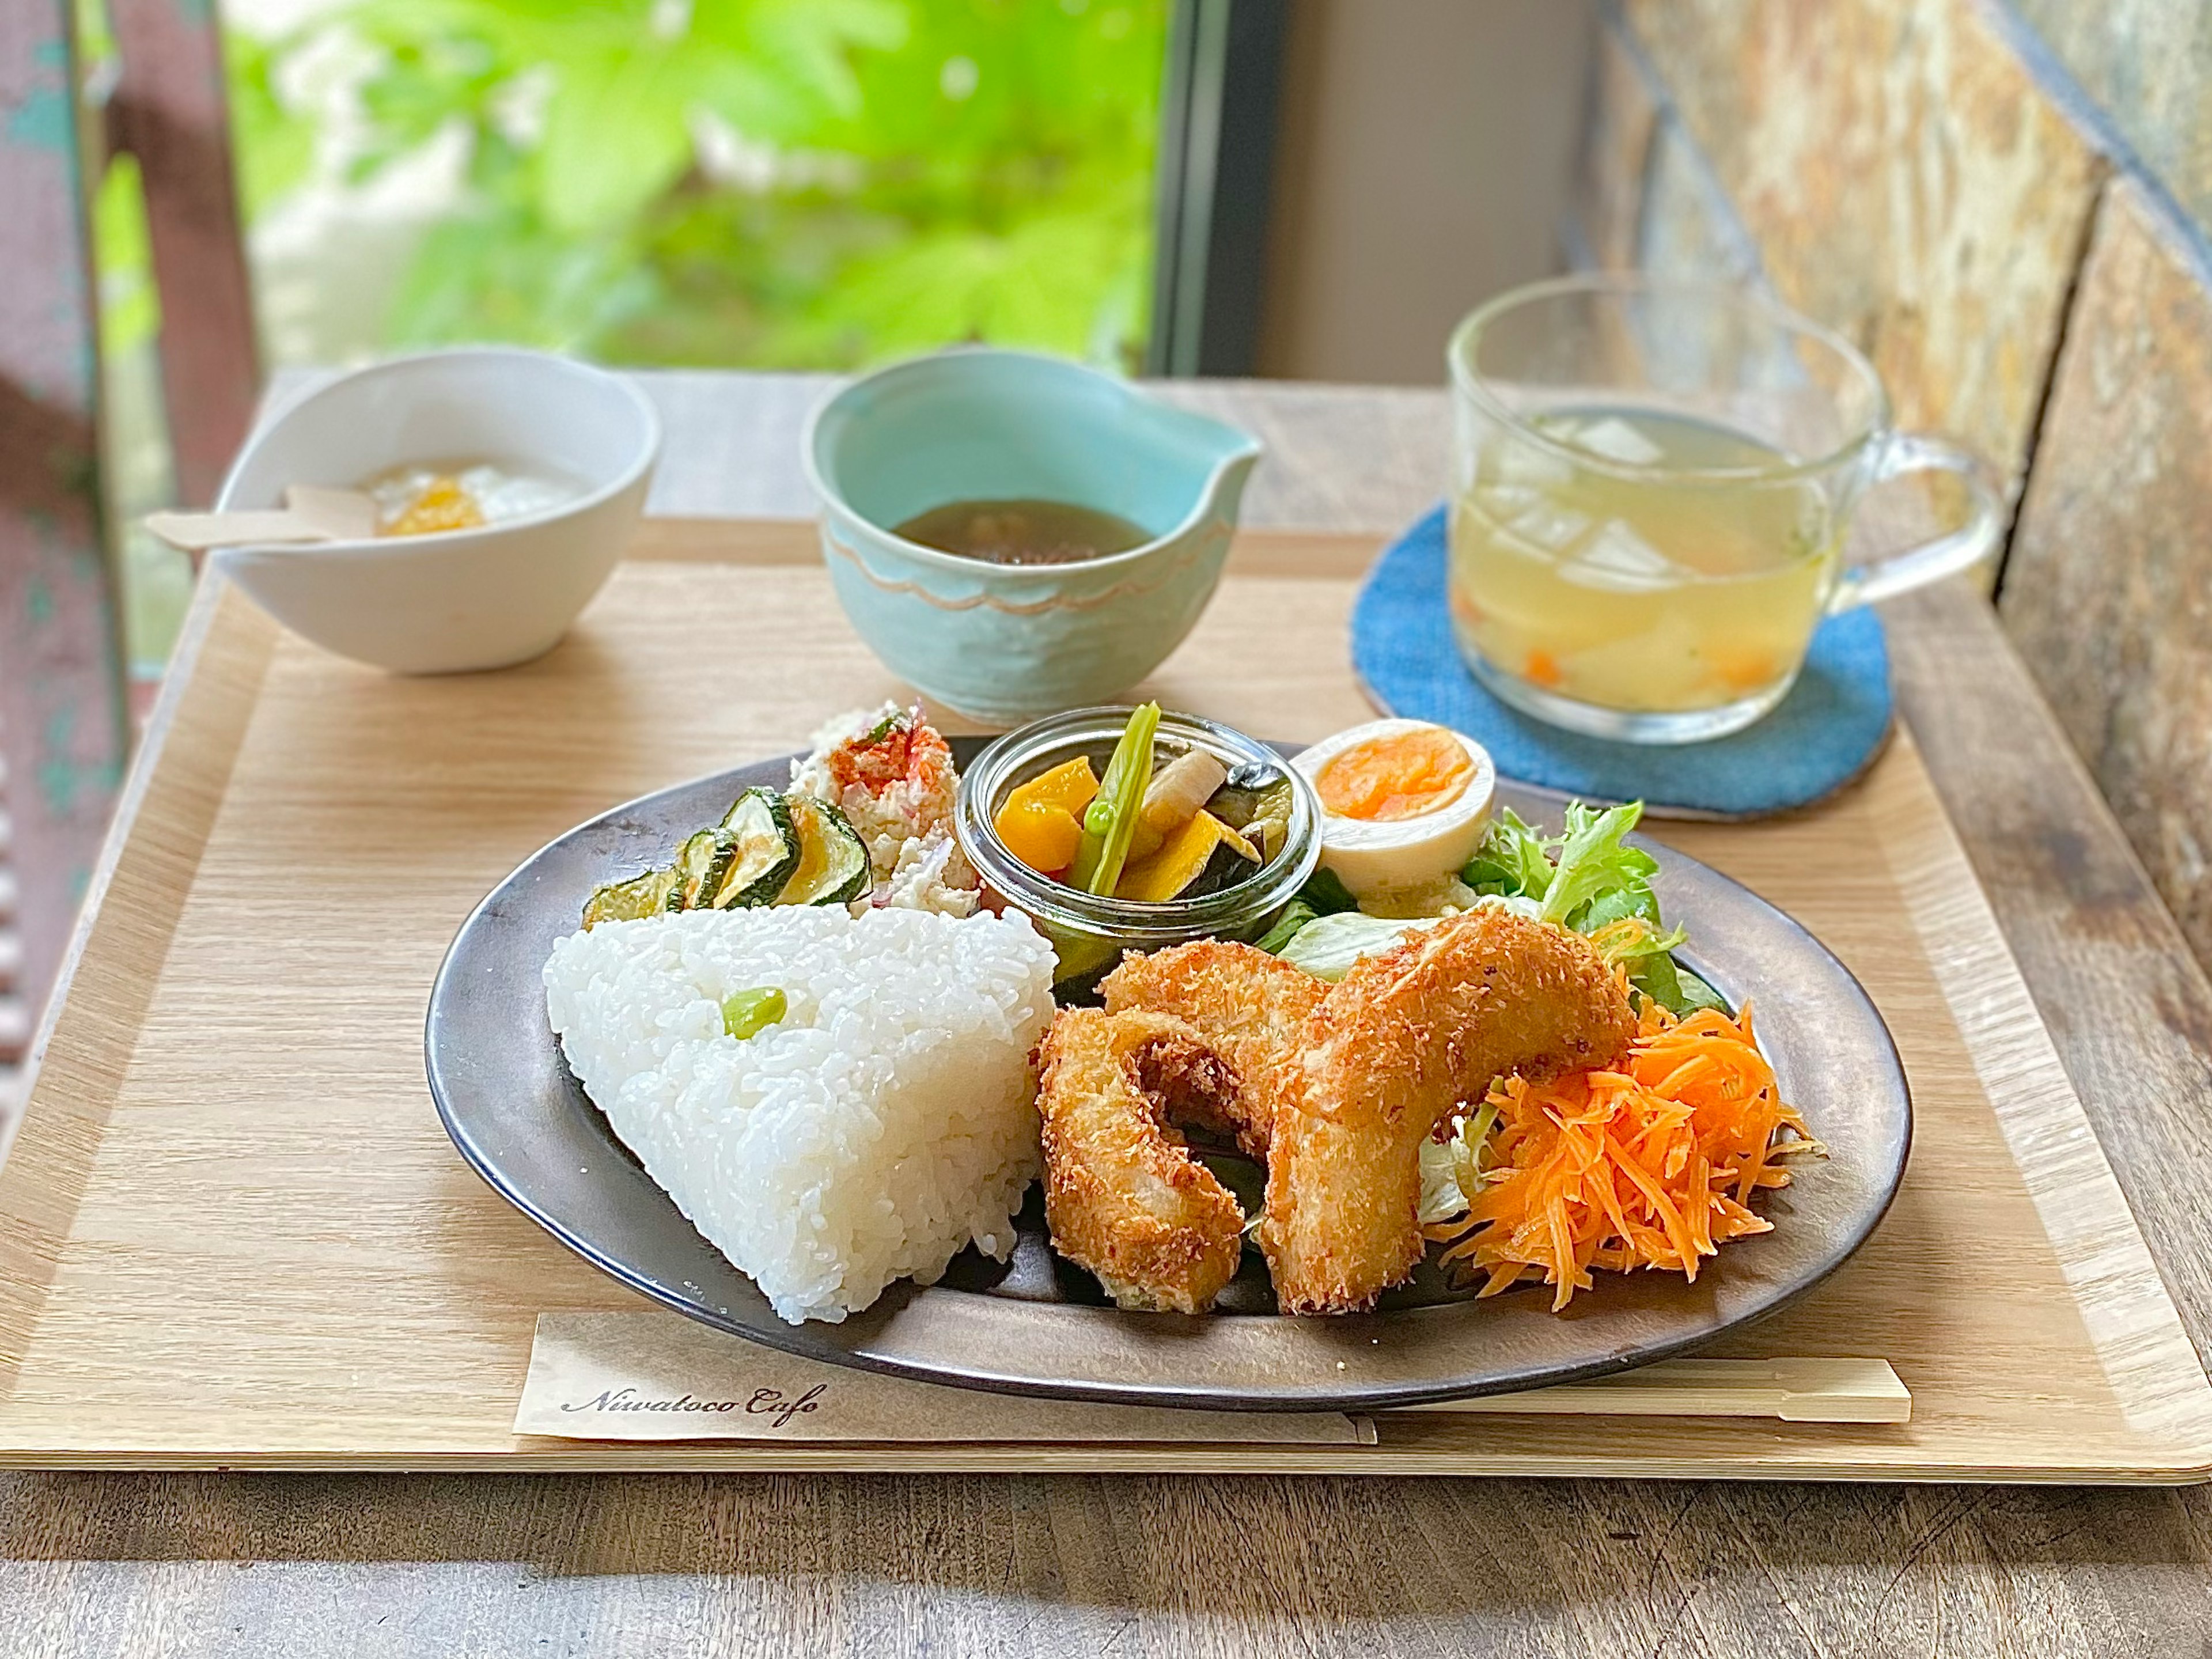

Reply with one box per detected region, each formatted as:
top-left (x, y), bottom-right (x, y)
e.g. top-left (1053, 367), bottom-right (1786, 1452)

top-left (383, 475), bottom-right (486, 538)
top-left (1315, 728), bottom-right (1473, 822)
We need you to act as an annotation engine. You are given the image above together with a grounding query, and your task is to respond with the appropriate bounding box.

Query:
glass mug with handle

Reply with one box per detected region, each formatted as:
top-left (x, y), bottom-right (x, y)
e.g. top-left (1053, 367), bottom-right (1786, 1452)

top-left (1446, 274), bottom-right (2002, 743)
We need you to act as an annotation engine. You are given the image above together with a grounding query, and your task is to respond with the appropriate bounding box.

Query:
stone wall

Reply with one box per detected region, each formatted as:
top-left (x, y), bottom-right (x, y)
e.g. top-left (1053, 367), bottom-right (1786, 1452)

top-left (1571, 0), bottom-right (2212, 971)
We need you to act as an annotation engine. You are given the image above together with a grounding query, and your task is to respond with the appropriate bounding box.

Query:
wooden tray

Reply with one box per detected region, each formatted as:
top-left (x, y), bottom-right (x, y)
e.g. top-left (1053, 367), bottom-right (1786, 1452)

top-left (5, 519), bottom-right (2210, 1480)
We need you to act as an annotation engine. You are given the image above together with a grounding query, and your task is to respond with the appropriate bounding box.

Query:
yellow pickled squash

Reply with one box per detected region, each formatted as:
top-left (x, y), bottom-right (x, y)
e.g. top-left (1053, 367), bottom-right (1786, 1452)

top-left (1007, 757), bottom-right (1099, 817)
top-left (994, 756), bottom-right (1100, 874)
top-left (1114, 810), bottom-right (1259, 903)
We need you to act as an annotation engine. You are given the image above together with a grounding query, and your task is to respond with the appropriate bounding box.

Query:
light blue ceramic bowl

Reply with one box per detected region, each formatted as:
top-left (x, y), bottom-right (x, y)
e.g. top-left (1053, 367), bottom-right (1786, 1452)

top-left (804, 349), bottom-right (1263, 725)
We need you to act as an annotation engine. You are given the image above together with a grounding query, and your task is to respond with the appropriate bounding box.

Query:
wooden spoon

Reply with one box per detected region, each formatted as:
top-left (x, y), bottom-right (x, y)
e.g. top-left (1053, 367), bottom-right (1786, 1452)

top-left (146, 484), bottom-right (379, 551)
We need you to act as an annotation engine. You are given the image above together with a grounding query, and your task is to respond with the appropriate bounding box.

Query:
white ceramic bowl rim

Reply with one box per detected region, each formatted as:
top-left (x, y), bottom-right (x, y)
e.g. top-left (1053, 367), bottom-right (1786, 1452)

top-left (214, 347), bottom-right (662, 556)
top-left (801, 347), bottom-right (1263, 581)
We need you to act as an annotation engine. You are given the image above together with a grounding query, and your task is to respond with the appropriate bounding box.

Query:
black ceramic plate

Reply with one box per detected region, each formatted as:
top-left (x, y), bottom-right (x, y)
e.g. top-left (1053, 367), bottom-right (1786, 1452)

top-left (425, 743), bottom-right (1911, 1412)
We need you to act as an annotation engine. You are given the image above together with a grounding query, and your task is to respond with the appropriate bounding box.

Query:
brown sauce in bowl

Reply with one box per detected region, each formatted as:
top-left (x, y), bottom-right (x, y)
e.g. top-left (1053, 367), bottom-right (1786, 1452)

top-left (892, 498), bottom-right (1153, 566)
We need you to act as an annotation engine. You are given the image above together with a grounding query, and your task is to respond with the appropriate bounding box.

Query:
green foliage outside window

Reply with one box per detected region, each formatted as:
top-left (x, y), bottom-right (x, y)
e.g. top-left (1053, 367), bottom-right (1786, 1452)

top-left (224, 0), bottom-right (1169, 370)
top-left (84, 0), bottom-right (1166, 671)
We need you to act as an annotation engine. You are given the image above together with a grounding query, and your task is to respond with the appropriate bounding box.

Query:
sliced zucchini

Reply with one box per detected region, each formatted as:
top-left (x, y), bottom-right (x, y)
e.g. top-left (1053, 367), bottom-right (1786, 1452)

top-left (778, 796), bottom-right (872, 906)
top-left (1185, 831), bottom-right (1265, 899)
top-left (1209, 772), bottom-right (1293, 863)
top-left (673, 829), bottom-right (737, 911)
top-left (708, 787), bottom-right (801, 908)
top-left (581, 866), bottom-right (679, 928)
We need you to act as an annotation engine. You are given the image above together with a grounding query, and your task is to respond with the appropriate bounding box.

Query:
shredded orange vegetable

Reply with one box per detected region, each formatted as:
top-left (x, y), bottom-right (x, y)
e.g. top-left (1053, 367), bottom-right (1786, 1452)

top-left (1426, 997), bottom-right (1821, 1312)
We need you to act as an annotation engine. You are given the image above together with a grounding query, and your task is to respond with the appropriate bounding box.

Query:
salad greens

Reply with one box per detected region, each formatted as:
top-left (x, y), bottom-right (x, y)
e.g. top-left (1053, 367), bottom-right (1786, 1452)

top-left (1468, 802), bottom-right (1722, 1016)
top-left (1265, 799), bottom-right (1725, 1017)
top-left (1251, 865), bottom-right (1358, 954)
top-left (1279, 911), bottom-right (1444, 980)
top-left (1463, 803), bottom-right (1646, 925)
top-left (1460, 806), bottom-right (1560, 905)
top-left (1417, 1097), bottom-right (1502, 1225)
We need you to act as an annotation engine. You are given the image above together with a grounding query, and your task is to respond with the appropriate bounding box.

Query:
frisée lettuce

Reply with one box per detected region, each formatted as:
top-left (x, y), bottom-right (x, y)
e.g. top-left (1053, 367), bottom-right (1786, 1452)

top-left (1463, 801), bottom-right (1724, 1016)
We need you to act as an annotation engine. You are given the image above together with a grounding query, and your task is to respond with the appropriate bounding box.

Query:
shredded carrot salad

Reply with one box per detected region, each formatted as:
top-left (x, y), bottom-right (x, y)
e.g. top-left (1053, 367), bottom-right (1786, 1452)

top-left (1427, 998), bottom-right (1821, 1312)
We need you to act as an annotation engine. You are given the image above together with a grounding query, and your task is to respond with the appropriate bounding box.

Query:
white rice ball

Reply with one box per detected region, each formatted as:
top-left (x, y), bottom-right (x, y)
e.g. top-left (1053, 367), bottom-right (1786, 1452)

top-left (544, 904), bottom-right (1057, 1324)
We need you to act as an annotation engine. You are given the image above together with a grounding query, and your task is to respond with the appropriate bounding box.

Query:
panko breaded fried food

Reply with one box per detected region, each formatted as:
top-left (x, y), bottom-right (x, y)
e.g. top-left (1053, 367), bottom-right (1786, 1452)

top-left (1034, 1007), bottom-right (1250, 1314)
top-left (1099, 939), bottom-right (1324, 1158)
top-left (1260, 908), bottom-right (1636, 1315)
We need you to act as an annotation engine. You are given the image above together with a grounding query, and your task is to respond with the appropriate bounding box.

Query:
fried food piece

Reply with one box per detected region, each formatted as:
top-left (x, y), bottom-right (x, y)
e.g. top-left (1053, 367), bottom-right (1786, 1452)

top-left (1076, 916), bottom-right (1633, 1316)
top-left (1035, 1007), bottom-right (1250, 1313)
top-left (1260, 908), bottom-right (1636, 1315)
top-left (1099, 939), bottom-right (1325, 1158)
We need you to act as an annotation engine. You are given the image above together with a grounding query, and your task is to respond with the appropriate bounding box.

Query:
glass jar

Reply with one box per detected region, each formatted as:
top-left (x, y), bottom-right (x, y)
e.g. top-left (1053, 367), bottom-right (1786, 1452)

top-left (955, 706), bottom-right (1321, 991)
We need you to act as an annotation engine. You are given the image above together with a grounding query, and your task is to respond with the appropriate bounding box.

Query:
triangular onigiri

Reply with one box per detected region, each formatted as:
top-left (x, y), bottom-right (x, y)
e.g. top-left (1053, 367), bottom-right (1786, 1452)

top-left (544, 905), bottom-right (1056, 1323)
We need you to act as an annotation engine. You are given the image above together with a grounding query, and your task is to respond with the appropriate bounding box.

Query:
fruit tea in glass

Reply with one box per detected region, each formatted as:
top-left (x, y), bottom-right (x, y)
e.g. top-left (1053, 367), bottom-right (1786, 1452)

top-left (1446, 275), bottom-right (2001, 744)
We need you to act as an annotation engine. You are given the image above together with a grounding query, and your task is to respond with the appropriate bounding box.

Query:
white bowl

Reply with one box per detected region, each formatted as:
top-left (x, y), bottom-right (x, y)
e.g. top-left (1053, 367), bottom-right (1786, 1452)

top-left (213, 349), bottom-right (660, 673)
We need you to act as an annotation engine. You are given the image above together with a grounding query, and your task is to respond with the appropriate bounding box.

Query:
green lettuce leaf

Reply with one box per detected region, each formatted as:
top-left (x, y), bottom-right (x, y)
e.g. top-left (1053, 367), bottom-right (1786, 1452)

top-left (1631, 948), bottom-right (1690, 1014)
top-left (1460, 800), bottom-right (1726, 1017)
top-left (1278, 911), bottom-right (1439, 980)
top-left (1538, 802), bottom-right (1657, 929)
top-left (1253, 900), bottom-right (1317, 955)
top-left (1253, 867), bottom-right (1363, 955)
top-left (1461, 807), bottom-right (1557, 900)
top-left (1672, 964), bottom-right (1731, 1016)
top-left (1300, 868), bottom-right (1361, 915)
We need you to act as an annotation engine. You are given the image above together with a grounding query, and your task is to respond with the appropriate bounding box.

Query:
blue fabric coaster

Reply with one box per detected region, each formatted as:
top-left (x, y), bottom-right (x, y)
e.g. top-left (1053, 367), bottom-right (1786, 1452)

top-left (1350, 506), bottom-right (1892, 819)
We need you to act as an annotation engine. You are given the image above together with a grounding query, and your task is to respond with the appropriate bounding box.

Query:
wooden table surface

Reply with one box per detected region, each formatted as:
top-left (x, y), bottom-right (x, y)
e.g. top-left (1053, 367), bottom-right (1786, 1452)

top-left (10, 373), bottom-right (2212, 1656)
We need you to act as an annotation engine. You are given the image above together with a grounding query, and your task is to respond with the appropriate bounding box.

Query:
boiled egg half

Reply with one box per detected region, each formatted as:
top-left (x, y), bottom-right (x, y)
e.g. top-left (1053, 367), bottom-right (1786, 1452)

top-left (1291, 719), bottom-right (1496, 897)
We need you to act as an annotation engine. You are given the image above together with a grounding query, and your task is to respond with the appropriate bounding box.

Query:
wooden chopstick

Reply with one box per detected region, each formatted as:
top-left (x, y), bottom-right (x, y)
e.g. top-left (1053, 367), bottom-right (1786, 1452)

top-left (1391, 1358), bottom-right (1910, 1423)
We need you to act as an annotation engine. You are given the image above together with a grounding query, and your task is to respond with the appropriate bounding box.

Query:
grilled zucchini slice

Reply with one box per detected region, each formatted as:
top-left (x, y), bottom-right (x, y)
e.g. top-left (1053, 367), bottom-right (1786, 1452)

top-left (778, 796), bottom-right (872, 906)
top-left (707, 787), bottom-right (801, 908)
top-left (581, 865), bottom-right (679, 928)
top-left (673, 828), bottom-right (737, 910)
